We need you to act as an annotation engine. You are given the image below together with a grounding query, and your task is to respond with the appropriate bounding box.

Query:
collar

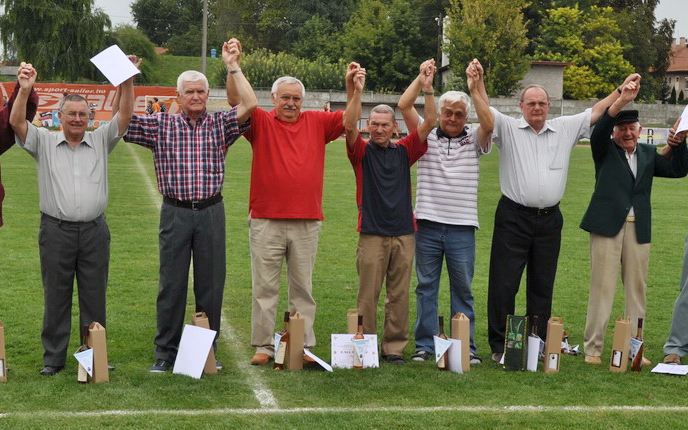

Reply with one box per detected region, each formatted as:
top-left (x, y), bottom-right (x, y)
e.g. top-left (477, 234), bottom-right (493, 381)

top-left (517, 117), bottom-right (556, 134)
top-left (615, 142), bottom-right (637, 156)
top-left (181, 109), bottom-right (208, 126)
top-left (436, 125), bottom-right (468, 139)
top-left (368, 139), bottom-right (396, 149)
top-left (55, 131), bottom-right (89, 148)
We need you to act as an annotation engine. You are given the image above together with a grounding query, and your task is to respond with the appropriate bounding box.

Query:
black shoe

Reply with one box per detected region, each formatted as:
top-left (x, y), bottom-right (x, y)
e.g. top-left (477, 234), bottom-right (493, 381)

top-left (149, 359), bottom-right (172, 373)
top-left (39, 365), bottom-right (64, 376)
top-left (216, 360), bottom-right (223, 370)
top-left (108, 364), bottom-right (116, 371)
top-left (411, 350), bottom-right (432, 361)
top-left (383, 354), bottom-right (405, 365)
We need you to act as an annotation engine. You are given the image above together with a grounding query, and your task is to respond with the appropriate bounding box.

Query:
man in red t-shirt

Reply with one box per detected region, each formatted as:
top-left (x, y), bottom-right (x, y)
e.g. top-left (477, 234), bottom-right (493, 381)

top-left (228, 61), bottom-right (361, 365)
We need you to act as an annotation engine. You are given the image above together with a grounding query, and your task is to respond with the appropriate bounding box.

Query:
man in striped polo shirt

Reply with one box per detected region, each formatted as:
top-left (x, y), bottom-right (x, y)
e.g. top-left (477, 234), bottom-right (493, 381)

top-left (398, 59), bottom-right (493, 363)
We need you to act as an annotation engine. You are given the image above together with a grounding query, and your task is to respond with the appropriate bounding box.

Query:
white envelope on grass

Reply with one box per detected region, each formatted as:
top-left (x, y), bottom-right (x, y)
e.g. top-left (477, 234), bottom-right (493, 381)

top-left (173, 324), bottom-right (216, 379)
top-left (74, 348), bottom-right (94, 377)
top-left (447, 339), bottom-right (463, 374)
top-left (433, 335), bottom-right (452, 363)
top-left (90, 45), bottom-right (141, 86)
top-left (527, 335), bottom-right (542, 372)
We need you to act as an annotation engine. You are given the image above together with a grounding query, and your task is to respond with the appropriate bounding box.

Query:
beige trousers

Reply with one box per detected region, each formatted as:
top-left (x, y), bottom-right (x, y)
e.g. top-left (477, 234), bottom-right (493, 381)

top-left (356, 233), bottom-right (415, 356)
top-left (584, 221), bottom-right (650, 356)
top-left (250, 218), bottom-right (322, 355)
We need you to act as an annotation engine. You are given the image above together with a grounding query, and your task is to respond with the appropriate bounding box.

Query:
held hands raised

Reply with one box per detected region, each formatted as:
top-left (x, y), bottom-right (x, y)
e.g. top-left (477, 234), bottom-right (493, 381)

top-left (17, 62), bottom-right (37, 90)
top-left (347, 62), bottom-right (366, 93)
top-left (466, 58), bottom-right (484, 91)
top-left (223, 38), bottom-right (243, 68)
top-left (419, 59), bottom-right (436, 92)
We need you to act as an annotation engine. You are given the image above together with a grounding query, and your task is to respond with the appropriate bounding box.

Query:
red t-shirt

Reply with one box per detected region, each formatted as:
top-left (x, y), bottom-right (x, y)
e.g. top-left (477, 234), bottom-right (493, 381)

top-left (244, 108), bottom-right (344, 220)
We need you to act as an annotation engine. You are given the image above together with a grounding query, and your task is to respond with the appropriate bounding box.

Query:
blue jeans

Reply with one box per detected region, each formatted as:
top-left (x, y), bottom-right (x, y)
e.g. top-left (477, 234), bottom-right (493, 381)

top-left (414, 220), bottom-right (477, 354)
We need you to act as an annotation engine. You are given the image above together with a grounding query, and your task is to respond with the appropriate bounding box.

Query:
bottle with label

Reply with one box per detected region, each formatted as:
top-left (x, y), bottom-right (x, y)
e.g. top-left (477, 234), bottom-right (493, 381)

top-left (273, 312), bottom-right (290, 370)
top-left (438, 316), bottom-right (448, 371)
top-left (353, 315), bottom-right (364, 369)
top-left (77, 325), bottom-right (90, 383)
top-left (631, 318), bottom-right (644, 372)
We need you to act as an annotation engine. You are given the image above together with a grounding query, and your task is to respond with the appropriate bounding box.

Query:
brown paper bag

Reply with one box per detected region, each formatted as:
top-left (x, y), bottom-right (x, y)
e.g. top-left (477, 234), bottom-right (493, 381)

top-left (609, 316), bottom-right (632, 373)
top-left (87, 322), bottom-right (109, 383)
top-left (0, 320), bottom-right (6, 382)
top-left (450, 313), bottom-right (470, 372)
top-left (192, 312), bottom-right (218, 374)
top-left (544, 317), bottom-right (563, 374)
top-left (347, 309), bottom-right (359, 335)
top-left (286, 312), bottom-right (304, 370)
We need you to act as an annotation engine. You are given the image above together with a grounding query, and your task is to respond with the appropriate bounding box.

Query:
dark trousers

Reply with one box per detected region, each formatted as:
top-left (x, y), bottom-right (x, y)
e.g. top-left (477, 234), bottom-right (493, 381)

top-left (39, 214), bottom-right (109, 367)
top-left (487, 197), bottom-right (563, 353)
top-left (154, 201), bottom-right (226, 362)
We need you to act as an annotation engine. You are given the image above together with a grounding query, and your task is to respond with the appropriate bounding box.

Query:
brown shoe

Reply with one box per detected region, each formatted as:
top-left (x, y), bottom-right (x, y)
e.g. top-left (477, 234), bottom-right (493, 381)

top-left (641, 356), bottom-right (652, 367)
top-left (303, 354), bottom-right (316, 364)
top-left (249, 353), bottom-right (272, 365)
top-left (584, 355), bottom-right (601, 365)
top-left (664, 354), bottom-right (682, 365)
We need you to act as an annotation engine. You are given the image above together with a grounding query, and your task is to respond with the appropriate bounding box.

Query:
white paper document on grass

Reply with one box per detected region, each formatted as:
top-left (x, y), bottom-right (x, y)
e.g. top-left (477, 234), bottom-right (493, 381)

top-left (90, 45), bottom-right (141, 86)
top-left (173, 324), bottom-right (216, 379)
top-left (304, 349), bottom-right (333, 372)
top-left (331, 334), bottom-right (379, 369)
top-left (651, 363), bottom-right (688, 375)
top-left (73, 348), bottom-right (94, 377)
top-left (677, 105), bottom-right (688, 134)
top-left (527, 336), bottom-right (542, 372)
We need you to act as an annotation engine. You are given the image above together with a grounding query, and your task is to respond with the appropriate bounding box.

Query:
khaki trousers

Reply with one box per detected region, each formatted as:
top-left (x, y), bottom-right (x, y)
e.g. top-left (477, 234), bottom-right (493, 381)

top-left (250, 218), bottom-right (321, 355)
top-left (584, 221), bottom-right (650, 356)
top-left (356, 233), bottom-right (415, 356)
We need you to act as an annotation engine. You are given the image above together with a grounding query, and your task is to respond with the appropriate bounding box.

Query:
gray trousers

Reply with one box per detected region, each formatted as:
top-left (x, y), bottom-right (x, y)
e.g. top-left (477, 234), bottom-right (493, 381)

top-left (664, 232), bottom-right (688, 357)
top-left (154, 201), bottom-right (226, 362)
top-left (39, 214), bottom-right (109, 367)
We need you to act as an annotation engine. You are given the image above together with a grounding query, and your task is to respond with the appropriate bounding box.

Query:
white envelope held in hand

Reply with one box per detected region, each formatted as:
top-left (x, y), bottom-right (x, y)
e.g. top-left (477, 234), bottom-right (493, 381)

top-left (173, 324), bottom-right (216, 379)
top-left (90, 45), bottom-right (141, 86)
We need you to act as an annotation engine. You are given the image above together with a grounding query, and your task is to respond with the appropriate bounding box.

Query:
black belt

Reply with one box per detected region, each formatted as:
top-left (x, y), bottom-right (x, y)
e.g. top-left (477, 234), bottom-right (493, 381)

top-left (41, 212), bottom-right (103, 225)
top-left (163, 194), bottom-right (222, 210)
top-left (500, 195), bottom-right (559, 216)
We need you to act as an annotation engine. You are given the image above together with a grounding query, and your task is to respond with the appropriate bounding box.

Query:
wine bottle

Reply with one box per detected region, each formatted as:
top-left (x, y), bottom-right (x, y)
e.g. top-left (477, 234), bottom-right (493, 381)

top-left (631, 318), bottom-right (644, 372)
top-left (530, 315), bottom-right (539, 337)
top-left (77, 325), bottom-right (90, 383)
top-left (438, 316), bottom-right (448, 370)
top-left (353, 315), bottom-right (364, 369)
top-left (273, 312), bottom-right (290, 370)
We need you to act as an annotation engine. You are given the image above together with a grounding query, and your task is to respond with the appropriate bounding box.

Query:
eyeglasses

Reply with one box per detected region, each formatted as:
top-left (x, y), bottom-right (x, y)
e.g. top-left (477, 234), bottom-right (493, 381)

top-left (62, 111), bottom-right (90, 119)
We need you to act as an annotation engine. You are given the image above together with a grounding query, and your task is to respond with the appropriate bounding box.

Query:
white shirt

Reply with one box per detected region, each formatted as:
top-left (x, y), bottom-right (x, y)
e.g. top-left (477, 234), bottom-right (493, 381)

top-left (490, 107), bottom-right (592, 208)
top-left (16, 116), bottom-right (124, 221)
top-left (624, 146), bottom-right (638, 217)
top-left (415, 121), bottom-right (491, 228)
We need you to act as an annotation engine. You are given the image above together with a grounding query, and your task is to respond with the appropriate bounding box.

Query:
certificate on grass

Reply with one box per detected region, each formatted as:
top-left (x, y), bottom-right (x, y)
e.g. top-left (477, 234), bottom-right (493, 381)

top-left (677, 105), bottom-right (688, 134)
top-left (651, 363), bottom-right (688, 375)
top-left (90, 45), bottom-right (141, 86)
top-left (173, 324), bottom-right (216, 379)
top-left (331, 334), bottom-right (379, 369)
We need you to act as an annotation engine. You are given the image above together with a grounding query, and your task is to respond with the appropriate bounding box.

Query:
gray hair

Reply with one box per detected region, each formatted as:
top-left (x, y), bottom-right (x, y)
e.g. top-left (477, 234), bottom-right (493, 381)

top-left (59, 94), bottom-right (89, 112)
top-left (370, 104), bottom-right (396, 121)
top-left (271, 76), bottom-right (306, 98)
top-left (177, 70), bottom-right (209, 94)
top-left (519, 84), bottom-right (550, 102)
top-left (438, 91), bottom-right (471, 115)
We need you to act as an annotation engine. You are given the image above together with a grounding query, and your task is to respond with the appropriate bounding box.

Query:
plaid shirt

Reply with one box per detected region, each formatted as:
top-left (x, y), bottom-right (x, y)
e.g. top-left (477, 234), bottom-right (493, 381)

top-left (125, 106), bottom-right (249, 201)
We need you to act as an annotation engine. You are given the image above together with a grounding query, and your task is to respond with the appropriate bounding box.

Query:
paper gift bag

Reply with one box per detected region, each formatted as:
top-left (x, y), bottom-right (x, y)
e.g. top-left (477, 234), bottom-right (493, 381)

top-left (609, 316), bottom-right (632, 372)
top-left (451, 313), bottom-right (470, 372)
top-left (0, 320), bottom-right (6, 382)
top-left (544, 317), bottom-right (563, 374)
top-left (286, 312), bottom-right (305, 370)
top-left (87, 322), bottom-right (109, 383)
top-left (504, 315), bottom-right (528, 371)
top-left (347, 308), bottom-right (359, 335)
top-left (192, 312), bottom-right (217, 374)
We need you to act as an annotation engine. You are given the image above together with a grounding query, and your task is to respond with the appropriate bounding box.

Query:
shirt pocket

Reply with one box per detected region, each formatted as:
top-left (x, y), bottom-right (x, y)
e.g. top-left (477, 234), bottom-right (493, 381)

top-left (548, 140), bottom-right (564, 170)
top-left (85, 159), bottom-right (101, 183)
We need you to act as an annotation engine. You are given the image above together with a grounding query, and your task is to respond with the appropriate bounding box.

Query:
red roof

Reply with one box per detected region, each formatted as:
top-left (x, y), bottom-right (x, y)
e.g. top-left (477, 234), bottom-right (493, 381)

top-left (668, 42), bottom-right (688, 73)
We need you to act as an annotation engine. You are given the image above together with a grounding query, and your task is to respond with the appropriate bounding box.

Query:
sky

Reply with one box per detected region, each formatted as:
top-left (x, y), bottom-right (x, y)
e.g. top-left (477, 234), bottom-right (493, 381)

top-left (97, 0), bottom-right (687, 39)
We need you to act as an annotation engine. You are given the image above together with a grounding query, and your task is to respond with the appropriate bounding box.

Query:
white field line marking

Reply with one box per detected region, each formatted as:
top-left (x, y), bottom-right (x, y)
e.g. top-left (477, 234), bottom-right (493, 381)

top-left (125, 143), bottom-right (278, 409)
top-left (4, 405), bottom-right (688, 419)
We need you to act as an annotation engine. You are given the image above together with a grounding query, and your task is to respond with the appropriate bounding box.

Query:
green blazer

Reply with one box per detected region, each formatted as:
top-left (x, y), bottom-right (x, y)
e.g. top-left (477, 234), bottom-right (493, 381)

top-left (579, 109), bottom-right (688, 244)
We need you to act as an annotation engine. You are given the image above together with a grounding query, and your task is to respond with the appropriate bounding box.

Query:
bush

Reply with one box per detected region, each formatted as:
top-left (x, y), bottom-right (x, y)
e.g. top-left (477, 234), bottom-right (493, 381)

top-left (109, 25), bottom-right (158, 84)
top-left (211, 49), bottom-right (347, 91)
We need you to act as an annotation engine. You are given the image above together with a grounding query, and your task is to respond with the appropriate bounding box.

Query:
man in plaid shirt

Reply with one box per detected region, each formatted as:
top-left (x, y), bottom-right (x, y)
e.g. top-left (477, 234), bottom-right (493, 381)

top-left (125, 39), bottom-right (257, 373)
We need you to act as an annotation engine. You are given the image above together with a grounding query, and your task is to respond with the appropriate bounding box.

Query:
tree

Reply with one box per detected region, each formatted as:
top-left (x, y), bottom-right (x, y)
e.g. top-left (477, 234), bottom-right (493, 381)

top-left (131, 0), bottom-right (204, 47)
top-left (533, 6), bottom-right (634, 99)
top-left (339, 0), bottom-right (424, 93)
top-left (0, 0), bottom-right (111, 81)
top-left (669, 86), bottom-right (677, 104)
top-left (444, 0), bottom-right (530, 96)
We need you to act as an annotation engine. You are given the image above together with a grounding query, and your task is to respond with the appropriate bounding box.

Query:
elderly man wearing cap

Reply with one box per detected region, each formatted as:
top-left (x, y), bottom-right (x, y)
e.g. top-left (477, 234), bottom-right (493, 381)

top-left (580, 76), bottom-right (688, 365)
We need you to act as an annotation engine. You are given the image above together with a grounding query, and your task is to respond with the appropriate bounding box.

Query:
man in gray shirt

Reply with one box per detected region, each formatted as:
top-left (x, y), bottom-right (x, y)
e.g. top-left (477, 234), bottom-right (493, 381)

top-left (10, 61), bottom-right (135, 376)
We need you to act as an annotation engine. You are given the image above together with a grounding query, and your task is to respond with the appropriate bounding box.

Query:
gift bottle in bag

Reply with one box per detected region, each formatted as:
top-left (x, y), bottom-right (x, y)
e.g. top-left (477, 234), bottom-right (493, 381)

top-left (353, 315), bottom-right (364, 369)
top-left (438, 316), bottom-right (448, 371)
top-left (274, 312), bottom-right (290, 370)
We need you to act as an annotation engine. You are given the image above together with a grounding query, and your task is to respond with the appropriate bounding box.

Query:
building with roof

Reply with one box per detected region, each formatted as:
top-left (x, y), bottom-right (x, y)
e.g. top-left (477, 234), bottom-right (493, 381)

top-left (667, 37), bottom-right (688, 100)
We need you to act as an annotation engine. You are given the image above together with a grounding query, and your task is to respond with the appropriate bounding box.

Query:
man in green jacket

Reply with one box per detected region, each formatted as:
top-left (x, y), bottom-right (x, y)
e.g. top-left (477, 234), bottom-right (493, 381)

top-left (580, 76), bottom-right (688, 365)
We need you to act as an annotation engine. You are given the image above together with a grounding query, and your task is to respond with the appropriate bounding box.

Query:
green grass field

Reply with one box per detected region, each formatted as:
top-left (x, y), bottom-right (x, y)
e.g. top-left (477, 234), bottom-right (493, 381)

top-left (1, 139), bottom-right (688, 428)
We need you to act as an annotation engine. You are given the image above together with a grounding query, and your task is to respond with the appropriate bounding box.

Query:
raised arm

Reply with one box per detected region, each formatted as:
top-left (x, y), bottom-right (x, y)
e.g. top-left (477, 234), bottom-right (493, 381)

top-left (608, 79), bottom-right (640, 118)
top-left (343, 62), bottom-right (361, 126)
top-left (416, 62), bottom-right (437, 142)
top-left (223, 38), bottom-right (257, 124)
top-left (112, 55), bottom-right (142, 119)
top-left (590, 73), bottom-right (641, 125)
top-left (344, 64), bottom-right (366, 151)
top-left (398, 59), bottom-right (434, 133)
top-left (466, 58), bottom-right (493, 151)
top-left (9, 62), bottom-right (36, 143)
top-left (661, 117), bottom-right (688, 157)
